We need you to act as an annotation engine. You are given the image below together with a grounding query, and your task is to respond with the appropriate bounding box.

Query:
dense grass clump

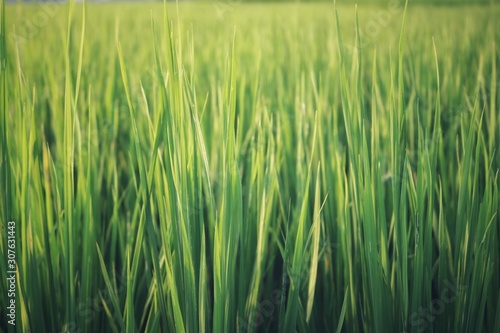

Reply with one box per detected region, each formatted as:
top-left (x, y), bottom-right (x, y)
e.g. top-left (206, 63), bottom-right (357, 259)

top-left (1, 1), bottom-right (499, 332)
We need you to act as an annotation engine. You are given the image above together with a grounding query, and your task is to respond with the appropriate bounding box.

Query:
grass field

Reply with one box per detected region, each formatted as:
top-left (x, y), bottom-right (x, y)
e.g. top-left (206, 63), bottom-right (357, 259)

top-left (1, 0), bottom-right (499, 332)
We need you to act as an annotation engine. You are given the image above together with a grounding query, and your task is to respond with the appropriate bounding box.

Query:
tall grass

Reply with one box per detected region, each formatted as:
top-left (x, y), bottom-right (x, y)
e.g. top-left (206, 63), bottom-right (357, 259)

top-left (1, 1), bottom-right (499, 332)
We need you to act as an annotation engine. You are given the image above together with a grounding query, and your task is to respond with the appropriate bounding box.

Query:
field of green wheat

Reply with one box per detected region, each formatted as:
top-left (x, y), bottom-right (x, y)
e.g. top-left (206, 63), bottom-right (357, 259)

top-left (1, 0), bottom-right (499, 332)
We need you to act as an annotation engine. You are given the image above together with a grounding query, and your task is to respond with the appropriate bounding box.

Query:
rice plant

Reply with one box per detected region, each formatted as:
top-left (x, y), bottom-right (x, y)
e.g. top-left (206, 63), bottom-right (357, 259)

top-left (1, 0), bottom-right (499, 332)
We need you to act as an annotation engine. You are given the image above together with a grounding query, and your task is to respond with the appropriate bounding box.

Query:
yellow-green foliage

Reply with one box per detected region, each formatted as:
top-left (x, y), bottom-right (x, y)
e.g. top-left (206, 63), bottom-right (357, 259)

top-left (1, 1), bottom-right (499, 332)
